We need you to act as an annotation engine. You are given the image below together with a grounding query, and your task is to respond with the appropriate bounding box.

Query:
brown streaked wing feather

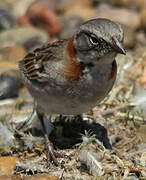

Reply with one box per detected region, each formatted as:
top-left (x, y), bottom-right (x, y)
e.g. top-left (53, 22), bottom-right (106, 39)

top-left (19, 51), bottom-right (46, 80)
top-left (19, 41), bottom-right (64, 81)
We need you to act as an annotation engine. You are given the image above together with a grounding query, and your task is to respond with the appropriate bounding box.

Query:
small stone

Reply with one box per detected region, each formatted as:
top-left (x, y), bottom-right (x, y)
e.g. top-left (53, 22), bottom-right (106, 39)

top-left (0, 61), bottom-right (17, 73)
top-left (0, 156), bottom-right (19, 175)
top-left (138, 0), bottom-right (146, 9)
top-left (140, 151), bottom-right (146, 166)
top-left (0, 72), bottom-right (20, 99)
top-left (64, 5), bottom-right (96, 20)
top-left (12, 0), bottom-right (35, 17)
top-left (0, 175), bottom-right (22, 180)
top-left (0, 0), bottom-right (19, 12)
top-left (23, 174), bottom-right (60, 180)
top-left (0, 45), bottom-right (26, 63)
top-left (140, 8), bottom-right (146, 30)
top-left (111, 0), bottom-right (131, 7)
top-left (133, 46), bottom-right (146, 59)
top-left (63, 0), bottom-right (96, 20)
top-left (111, 0), bottom-right (146, 9)
top-left (79, 144), bottom-right (104, 176)
top-left (136, 31), bottom-right (146, 46)
top-left (0, 122), bottom-right (14, 151)
top-left (0, 8), bottom-right (16, 31)
top-left (58, 0), bottom-right (92, 11)
top-left (0, 27), bottom-right (48, 49)
top-left (96, 4), bottom-right (141, 29)
top-left (137, 125), bottom-right (146, 143)
top-left (17, 1), bottom-right (62, 36)
top-left (121, 46), bottom-right (146, 85)
top-left (123, 25), bottom-right (137, 49)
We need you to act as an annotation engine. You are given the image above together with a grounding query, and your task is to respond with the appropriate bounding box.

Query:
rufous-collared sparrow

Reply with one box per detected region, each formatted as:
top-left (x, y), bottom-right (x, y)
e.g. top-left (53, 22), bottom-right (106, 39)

top-left (19, 18), bottom-right (125, 164)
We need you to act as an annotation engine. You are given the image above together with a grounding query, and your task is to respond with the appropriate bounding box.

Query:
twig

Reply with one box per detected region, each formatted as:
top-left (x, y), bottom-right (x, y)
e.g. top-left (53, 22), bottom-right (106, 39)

top-left (100, 104), bottom-right (135, 116)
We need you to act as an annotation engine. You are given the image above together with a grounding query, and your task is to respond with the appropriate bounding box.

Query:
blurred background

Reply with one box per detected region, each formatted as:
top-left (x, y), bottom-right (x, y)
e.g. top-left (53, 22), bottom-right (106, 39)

top-left (0, 0), bottom-right (146, 179)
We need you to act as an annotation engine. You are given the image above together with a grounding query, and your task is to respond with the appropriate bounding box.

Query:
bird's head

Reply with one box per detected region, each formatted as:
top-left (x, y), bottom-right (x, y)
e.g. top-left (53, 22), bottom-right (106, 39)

top-left (74, 18), bottom-right (125, 65)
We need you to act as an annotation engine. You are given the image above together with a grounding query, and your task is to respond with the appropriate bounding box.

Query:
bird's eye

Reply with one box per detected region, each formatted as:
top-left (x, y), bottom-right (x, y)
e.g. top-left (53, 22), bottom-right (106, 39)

top-left (89, 36), bottom-right (99, 45)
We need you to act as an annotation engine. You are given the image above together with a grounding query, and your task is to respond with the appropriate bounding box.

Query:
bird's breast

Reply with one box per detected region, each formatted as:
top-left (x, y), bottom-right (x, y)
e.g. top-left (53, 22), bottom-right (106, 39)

top-left (27, 60), bottom-right (116, 115)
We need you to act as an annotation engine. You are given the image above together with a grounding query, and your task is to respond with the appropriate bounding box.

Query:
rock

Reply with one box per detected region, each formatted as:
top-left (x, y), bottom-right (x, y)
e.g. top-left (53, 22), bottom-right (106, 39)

top-left (133, 46), bottom-right (146, 59)
top-left (111, 0), bottom-right (146, 9)
top-left (140, 8), bottom-right (146, 30)
top-left (132, 86), bottom-right (146, 116)
top-left (0, 45), bottom-right (26, 63)
top-left (0, 0), bottom-right (19, 12)
top-left (23, 174), bottom-right (60, 180)
top-left (0, 174), bottom-right (60, 180)
top-left (133, 47), bottom-right (146, 86)
top-left (0, 61), bottom-right (17, 73)
top-left (0, 72), bottom-right (21, 99)
top-left (0, 8), bottom-right (16, 31)
top-left (12, 0), bottom-right (35, 17)
top-left (80, 148), bottom-right (104, 176)
top-left (140, 151), bottom-right (146, 166)
top-left (95, 4), bottom-right (141, 29)
top-left (137, 125), bottom-right (146, 143)
top-left (0, 175), bottom-right (22, 180)
top-left (16, 0), bottom-right (62, 36)
top-left (63, 0), bottom-right (96, 20)
top-left (0, 122), bottom-right (14, 151)
top-left (115, 52), bottom-right (133, 83)
top-left (58, 0), bottom-right (92, 12)
top-left (136, 31), bottom-right (146, 46)
top-left (111, 0), bottom-right (132, 7)
top-left (137, 0), bottom-right (146, 9)
top-left (64, 5), bottom-right (96, 20)
top-left (0, 27), bottom-right (48, 49)
top-left (13, 0), bottom-right (58, 17)
top-left (0, 156), bottom-right (19, 175)
top-left (123, 25), bottom-right (137, 49)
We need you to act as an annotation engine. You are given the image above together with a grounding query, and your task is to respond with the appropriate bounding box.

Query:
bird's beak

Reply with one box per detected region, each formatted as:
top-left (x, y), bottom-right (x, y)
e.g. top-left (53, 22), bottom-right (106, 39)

top-left (112, 37), bottom-right (126, 55)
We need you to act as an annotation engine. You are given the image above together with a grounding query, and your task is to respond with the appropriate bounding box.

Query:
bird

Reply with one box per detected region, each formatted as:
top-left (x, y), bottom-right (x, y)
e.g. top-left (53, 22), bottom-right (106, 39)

top-left (19, 18), bottom-right (125, 164)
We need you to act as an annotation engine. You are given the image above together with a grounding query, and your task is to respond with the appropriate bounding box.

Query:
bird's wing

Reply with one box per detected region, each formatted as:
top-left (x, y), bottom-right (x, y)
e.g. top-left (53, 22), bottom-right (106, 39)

top-left (19, 40), bottom-right (65, 82)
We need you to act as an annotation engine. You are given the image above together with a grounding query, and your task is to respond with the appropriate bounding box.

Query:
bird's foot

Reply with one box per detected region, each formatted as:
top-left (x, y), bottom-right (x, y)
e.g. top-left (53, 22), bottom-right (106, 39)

top-left (44, 134), bottom-right (59, 166)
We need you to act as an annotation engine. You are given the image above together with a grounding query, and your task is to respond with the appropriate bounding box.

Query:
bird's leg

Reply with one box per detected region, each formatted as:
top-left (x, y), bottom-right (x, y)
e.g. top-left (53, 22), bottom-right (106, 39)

top-left (36, 105), bottom-right (58, 166)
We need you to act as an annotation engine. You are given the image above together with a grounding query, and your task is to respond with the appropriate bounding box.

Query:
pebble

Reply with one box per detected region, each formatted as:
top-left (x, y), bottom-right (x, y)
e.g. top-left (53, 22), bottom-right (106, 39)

top-left (0, 0), bottom-right (19, 12)
top-left (111, 0), bottom-right (146, 9)
top-left (140, 8), bottom-right (146, 30)
top-left (123, 25), bottom-right (137, 49)
top-left (0, 45), bottom-right (26, 63)
top-left (111, 0), bottom-right (131, 7)
top-left (17, 0), bottom-right (62, 36)
top-left (96, 4), bottom-right (141, 29)
top-left (140, 151), bottom-right (146, 166)
top-left (0, 156), bottom-right (19, 175)
top-left (0, 174), bottom-right (60, 180)
top-left (133, 46), bottom-right (146, 58)
top-left (12, 0), bottom-right (35, 17)
top-left (0, 122), bottom-right (14, 151)
top-left (137, 125), bottom-right (146, 143)
top-left (23, 174), bottom-right (60, 180)
top-left (136, 31), bottom-right (146, 46)
top-left (0, 27), bottom-right (48, 49)
top-left (58, 0), bottom-right (92, 11)
top-left (0, 72), bottom-right (20, 99)
top-left (0, 8), bottom-right (16, 31)
top-left (133, 47), bottom-right (146, 86)
top-left (0, 175), bottom-right (22, 180)
top-left (63, 0), bottom-right (96, 20)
